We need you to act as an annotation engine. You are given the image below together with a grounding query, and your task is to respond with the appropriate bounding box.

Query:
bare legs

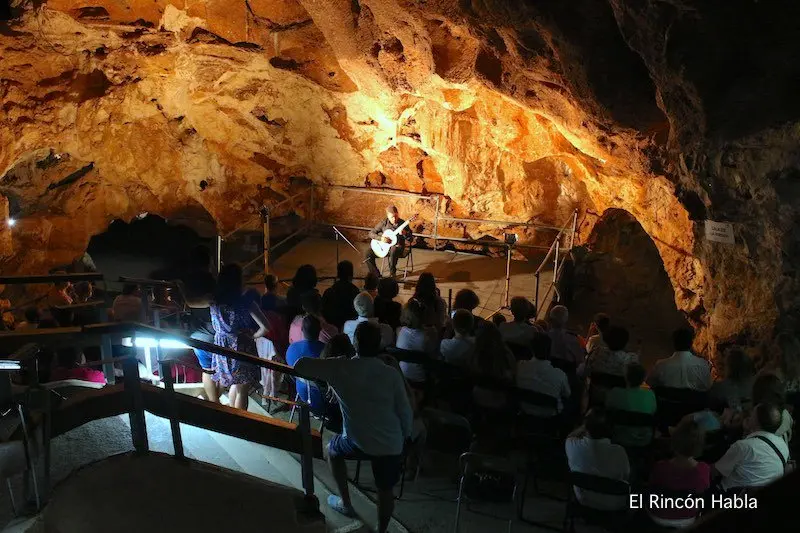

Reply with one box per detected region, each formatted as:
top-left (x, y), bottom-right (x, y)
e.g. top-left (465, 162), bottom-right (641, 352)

top-left (229, 384), bottom-right (250, 410)
top-left (328, 453), bottom-right (353, 509)
top-left (202, 372), bottom-right (219, 403)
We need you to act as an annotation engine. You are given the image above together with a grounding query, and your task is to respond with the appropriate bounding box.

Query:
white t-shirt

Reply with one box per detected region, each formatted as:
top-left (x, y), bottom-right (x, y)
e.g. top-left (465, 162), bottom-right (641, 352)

top-left (565, 437), bottom-right (630, 510)
top-left (647, 351), bottom-right (712, 390)
top-left (343, 316), bottom-right (394, 350)
top-left (516, 359), bottom-right (570, 416)
top-left (715, 431), bottom-right (789, 490)
top-left (440, 336), bottom-right (475, 368)
top-left (396, 326), bottom-right (435, 382)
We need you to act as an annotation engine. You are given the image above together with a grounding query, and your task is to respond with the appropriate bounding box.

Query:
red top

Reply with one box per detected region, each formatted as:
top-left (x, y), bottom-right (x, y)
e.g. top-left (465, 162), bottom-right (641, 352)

top-left (648, 460), bottom-right (711, 519)
top-left (50, 367), bottom-right (106, 384)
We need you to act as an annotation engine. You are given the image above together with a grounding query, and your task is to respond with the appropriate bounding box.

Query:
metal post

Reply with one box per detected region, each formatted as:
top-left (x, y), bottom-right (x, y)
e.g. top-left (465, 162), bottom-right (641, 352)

top-left (122, 353), bottom-right (149, 454)
top-left (534, 272), bottom-right (540, 317)
top-left (569, 209), bottom-right (578, 249)
top-left (158, 356), bottom-right (185, 460)
top-left (553, 235), bottom-right (560, 283)
top-left (448, 288), bottom-right (453, 316)
top-left (298, 402), bottom-right (318, 508)
top-left (216, 234), bottom-right (223, 273)
top-left (261, 206), bottom-right (270, 277)
top-left (101, 334), bottom-right (115, 385)
top-left (334, 228), bottom-right (340, 266)
top-left (433, 195), bottom-right (440, 250)
top-left (503, 244), bottom-right (512, 308)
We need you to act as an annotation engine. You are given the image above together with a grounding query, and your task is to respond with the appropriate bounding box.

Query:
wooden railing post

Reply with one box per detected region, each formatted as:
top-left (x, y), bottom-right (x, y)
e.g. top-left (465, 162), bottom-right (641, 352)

top-left (158, 355), bottom-right (185, 460)
top-left (122, 355), bottom-right (149, 454)
top-left (298, 402), bottom-right (318, 511)
top-left (100, 334), bottom-right (115, 384)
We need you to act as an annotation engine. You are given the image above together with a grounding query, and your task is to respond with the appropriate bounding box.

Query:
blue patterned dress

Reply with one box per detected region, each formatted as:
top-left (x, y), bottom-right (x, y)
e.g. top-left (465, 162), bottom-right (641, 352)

top-left (210, 294), bottom-right (262, 389)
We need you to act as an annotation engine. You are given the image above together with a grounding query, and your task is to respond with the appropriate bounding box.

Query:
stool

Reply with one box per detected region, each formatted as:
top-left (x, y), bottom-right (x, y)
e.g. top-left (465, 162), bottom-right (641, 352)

top-left (380, 246), bottom-right (414, 279)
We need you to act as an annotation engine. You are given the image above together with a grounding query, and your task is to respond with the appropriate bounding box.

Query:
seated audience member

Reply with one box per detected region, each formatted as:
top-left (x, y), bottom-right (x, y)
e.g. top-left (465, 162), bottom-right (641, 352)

top-left (444, 289), bottom-right (484, 338)
top-left (714, 402), bottom-right (789, 491)
top-left (294, 322), bottom-right (412, 533)
top-left (343, 292), bottom-right (394, 349)
top-left (322, 261), bottom-right (360, 331)
top-left (585, 325), bottom-right (638, 377)
top-left (286, 316), bottom-right (327, 413)
top-left (606, 363), bottom-right (657, 447)
top-left (648, 419), bottom-right (710, 528)
top-left (565, 408), bottom-right (630, 510)
top-left (289, 291), bottom-right (338, 344)
top-left (364, 272), bottom-right (379, 299)
top-left (16, 307), bottom-right (41, 330)
top-left (752, 373), bottom-right (794, 444)
top-left (440, 309), bottom-right (475, 369)
top-left (261, 274), bottom-right (285, 312)
top-left (548, 305), bottom-right (585, 367)
top-left (516, 333), bottom-right (570, 417)
top-left (767, 333), bottom-right (800, 393)
top-left (47, 276), bottom-right (74, 307)
top-left (286, 264), bottom-right (318, 321)
top-left (710, 347), bottom-right (756, 410)
top-left (585, 313), bottom-right (611, 354)
top-left (112, 284), bottom-right (143, 322)
top-left (498, 296), bottom-right (539, 347)
top-left (647, 327), bottom-right (711, 390)
top-left (396, 299), bottom-right (439, 383)
top-left (492, 314), bottom-right (507, 327)
top-left (412, 272), bottom-right (446, 329)
top-left (471, 323), bottom-right (516, 409)
top-left (320, 333), bottom-right (356, 360)
top-left (374, 277), bottom-right (401, 330)
top-left (50, 347), bottom-right (105, 383)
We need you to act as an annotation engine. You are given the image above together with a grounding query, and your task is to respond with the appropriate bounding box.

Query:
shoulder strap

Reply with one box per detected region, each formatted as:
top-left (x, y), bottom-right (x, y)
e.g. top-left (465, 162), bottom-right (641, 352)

top-left (753, 435), bottom-right (787, 468)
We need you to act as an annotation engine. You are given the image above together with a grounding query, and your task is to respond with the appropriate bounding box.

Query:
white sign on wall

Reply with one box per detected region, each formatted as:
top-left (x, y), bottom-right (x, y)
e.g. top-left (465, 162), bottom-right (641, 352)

top-left (705, 221), bottom-right (735, 244)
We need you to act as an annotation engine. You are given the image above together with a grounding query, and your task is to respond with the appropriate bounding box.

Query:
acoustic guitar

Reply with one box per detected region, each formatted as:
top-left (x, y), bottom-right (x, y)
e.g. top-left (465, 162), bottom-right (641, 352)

top-left (370, 215), bottom-right (417, 258)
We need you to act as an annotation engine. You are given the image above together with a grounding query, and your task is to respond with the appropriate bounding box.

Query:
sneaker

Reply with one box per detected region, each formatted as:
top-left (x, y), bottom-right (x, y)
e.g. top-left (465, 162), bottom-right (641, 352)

top-left (327, 495), bottom-right (356, 518)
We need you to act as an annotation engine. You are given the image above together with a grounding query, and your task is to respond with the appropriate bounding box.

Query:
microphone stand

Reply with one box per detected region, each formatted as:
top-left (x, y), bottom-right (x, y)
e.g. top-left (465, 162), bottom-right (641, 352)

top-left (332, 226), bottom-right (359, 265)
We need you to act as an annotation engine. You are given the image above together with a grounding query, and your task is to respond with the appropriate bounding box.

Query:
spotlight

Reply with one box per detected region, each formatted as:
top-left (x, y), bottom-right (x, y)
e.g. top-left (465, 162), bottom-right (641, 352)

top-left (7, 218), bottom-right (16, 227)
top-left (504, 233), bottom-right (518, 245)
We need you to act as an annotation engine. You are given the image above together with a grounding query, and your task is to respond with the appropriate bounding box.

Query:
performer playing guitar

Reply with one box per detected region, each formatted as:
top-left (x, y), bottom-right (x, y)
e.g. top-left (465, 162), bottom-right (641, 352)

top-left (363, 205), bottom-right (414, 278)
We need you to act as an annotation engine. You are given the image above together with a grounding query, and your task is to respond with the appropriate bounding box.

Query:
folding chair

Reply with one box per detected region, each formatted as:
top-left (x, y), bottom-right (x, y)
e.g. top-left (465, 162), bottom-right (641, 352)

top-left (564, 471), bottom-right (630, 533)
top-left (288, 378), bottom-right (331, 433)
top-left (455, 452), bottom-right (518, 533)
top-left (380, 244), bottom-right (414, 279)
top-left (351, 442), bottom-right (411, 500)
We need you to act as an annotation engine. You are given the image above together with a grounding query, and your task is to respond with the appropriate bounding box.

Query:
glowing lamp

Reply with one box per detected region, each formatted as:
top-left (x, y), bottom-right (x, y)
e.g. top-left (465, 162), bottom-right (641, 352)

top-left (7, 218), bottom-right (16, 227)
top-left (132, 337), bottom-right (189, 350)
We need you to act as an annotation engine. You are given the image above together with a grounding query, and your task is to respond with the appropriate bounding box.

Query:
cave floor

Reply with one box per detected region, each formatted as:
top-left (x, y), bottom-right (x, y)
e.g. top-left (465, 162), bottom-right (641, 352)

top-left (268, 236), bottom-right (555, 320)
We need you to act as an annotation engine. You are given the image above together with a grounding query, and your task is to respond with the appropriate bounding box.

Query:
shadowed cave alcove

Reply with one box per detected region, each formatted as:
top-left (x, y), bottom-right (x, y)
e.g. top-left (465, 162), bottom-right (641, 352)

top-left (571, 209), bottom-right (689, 369)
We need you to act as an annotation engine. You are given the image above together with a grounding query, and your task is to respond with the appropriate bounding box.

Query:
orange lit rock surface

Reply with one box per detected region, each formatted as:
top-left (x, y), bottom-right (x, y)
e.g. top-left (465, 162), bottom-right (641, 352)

top-left (1, 1), bottom-right (799, 356)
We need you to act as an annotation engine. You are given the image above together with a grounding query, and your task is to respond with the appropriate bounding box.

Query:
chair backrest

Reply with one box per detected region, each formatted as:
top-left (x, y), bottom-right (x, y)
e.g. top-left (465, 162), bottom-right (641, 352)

top-left (460, 452), bottom-right (517, 503)
top-left (423, 408), bottom-right (473, 454)
top-left (569, 471), bottom-right (630, 496)
top-left (590, 372), bottom-right (627, 390)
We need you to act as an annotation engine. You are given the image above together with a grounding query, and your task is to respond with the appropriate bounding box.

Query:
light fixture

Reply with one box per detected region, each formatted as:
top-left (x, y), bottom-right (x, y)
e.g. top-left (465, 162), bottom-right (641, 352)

top-left (504, 233), bottom-right (518, 245)
top-left (0, 361), bottom-right (22, 371)
top-left (7, 218), bottom-right (16, 227)
top-left (132, 337), bottom-right (190, 350)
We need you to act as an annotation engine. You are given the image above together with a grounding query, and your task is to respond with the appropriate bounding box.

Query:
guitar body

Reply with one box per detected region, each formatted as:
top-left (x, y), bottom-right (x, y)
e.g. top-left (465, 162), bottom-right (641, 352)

top-left (371, 230), bottom-right (398, 258)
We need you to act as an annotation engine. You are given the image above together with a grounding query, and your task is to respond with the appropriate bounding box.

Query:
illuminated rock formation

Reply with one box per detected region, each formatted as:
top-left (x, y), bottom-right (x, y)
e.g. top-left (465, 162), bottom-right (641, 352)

top-left (1, 0), bottom-right (799, 356)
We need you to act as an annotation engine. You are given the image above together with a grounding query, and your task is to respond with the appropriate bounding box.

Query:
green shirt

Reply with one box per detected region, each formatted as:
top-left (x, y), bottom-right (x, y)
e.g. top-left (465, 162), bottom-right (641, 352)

top-left (606, 386), bottom-right (657, 447)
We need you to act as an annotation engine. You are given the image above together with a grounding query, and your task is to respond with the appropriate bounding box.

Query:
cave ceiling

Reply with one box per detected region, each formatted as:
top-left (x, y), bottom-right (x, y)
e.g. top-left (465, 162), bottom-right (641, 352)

top-left (2, 0), bottom-right (800, 352)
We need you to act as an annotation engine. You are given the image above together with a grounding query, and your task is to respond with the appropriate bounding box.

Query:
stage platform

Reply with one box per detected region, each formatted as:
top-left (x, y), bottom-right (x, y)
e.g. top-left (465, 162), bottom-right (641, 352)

top-left (268, 237), bottom-right (556, 319)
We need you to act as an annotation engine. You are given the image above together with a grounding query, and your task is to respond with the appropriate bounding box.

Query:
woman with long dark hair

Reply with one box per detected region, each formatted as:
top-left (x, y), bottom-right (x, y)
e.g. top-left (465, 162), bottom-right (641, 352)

top-left (210, 263), bottom-right (270, 410)
top-left (412, 272), bottom-right (446, 330)
top-left (286, 264), bottom-right (318, 321)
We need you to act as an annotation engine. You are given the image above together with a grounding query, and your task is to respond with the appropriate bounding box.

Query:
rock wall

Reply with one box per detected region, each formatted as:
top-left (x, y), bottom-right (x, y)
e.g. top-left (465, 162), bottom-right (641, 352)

top-left (1, 0), bottom-right (799, 357)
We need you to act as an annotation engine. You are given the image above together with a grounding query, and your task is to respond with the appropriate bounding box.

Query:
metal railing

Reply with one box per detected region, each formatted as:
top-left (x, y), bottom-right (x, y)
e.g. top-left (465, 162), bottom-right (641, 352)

top-left (0, 322), bottom-right (323, 511)
top-left (534, 209), bottom-right (579, 318)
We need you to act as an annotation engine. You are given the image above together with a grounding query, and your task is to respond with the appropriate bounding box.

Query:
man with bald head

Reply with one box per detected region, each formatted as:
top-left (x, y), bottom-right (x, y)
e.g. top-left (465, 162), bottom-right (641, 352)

top-left (714, 402), bottom-right (789, 491)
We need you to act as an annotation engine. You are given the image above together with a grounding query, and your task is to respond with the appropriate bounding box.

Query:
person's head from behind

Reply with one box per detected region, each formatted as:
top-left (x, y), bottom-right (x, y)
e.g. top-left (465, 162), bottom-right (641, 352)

top-left (301, 290), bottom-right (323, 316)
top-left (353, 291), bottom-right (374, 318)
top-left (215, 263), bottom-right (244, 305)
top-left (584, 408), bottom-right (612, 439)
top-left (492, 314), bottom-right (507, 326)
top-left (364, 272), bottom-right (379, 293)
top-left (74, 281), bottom-right (93, 301)
top-left (414, 272), bottom-right (437, 303)
top-left (592, 313), bottom-right (611, 334)
top-left (452, 309), bottom-right (474, 338)
top-left (386, 205), bottom-right (399, 225)
top-left (775, 332), bottom-right (800, 381)
top-left (264, 274), bottom-right (279, 293)
top-left (752, 372), bottom-right (786, 407)
top-left (321, 333), bottom-right (356, 359)
top-left (510, 297), bottom-right (534, 322)
top-left (671, 418), bottom-right (705, 459)
top-left (189, 245), bottom-right (211, 271)
top-left (751, 402), bottom-right (783, 434)
top-left (532, 333), bottom-right (552, 361)
top-left (24, 307), bottom-right (40, 324)
top-left (673, 327), bottom-right (695, 352)
top-left (122, 283), bottom-right (139, 297)
top-left (725, 347), bottom-right (755, 382)
top-left (475, 323), bottom-right (508, 376)
top-left (454, 289), bottom-right (480, 313)
top-left (549, 305), bottom-right (569, 328)
top-left (354, 321), bottom-right (382, 358)
top-left (293, 264), bottom-right (317, 290)
top-left (336, 260), bottom-right (354, 282)
top-left (603, 325), bottom-right (630, 352)
top-left (624, 362), bottom-right (646, 388)
top-left (401, 298), bottom-right (425, 330)
top-left (377, 277), bottom-right (399, 301)
top-left (301, 314), bottom-right (321, 342)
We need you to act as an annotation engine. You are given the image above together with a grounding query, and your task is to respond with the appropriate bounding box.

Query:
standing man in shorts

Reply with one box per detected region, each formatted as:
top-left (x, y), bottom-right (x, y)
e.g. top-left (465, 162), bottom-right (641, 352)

top-left (295, 321), bottom-right (412, 533)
